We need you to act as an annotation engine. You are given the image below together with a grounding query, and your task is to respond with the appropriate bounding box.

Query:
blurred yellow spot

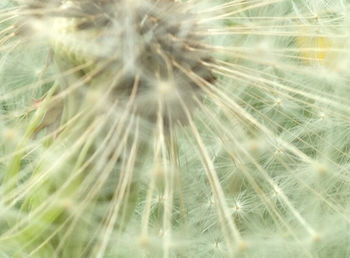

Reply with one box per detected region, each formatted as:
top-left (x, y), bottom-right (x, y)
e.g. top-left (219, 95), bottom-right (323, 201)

top-left (316, 163), bottom-right (327, 176)
top-left (312, 233), bottom-right (321, 242)
top-left (138, 235), bottom-right (150, 248)
top-left (3, 128), bottom-right (16, 141)
top-left (237, 241), bottom-right (248, 251)
top-left (62, 198), bottom-right (74, 210)
top-left (296, 35), bottom-right (333, 65)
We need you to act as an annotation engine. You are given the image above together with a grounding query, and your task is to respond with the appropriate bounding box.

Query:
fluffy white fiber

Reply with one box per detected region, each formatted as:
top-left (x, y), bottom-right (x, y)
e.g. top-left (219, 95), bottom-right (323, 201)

top-left (0, 0), bottom-right (350, 257)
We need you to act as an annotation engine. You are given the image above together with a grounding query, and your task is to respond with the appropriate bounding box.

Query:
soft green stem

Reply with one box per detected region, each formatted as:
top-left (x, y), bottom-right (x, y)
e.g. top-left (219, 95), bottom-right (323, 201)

top-left (2, 83), bottom-right (59, 204)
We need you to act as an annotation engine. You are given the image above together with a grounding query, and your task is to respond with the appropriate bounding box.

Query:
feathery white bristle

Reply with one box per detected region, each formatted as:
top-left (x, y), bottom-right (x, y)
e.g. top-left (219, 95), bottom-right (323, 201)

top-left (0, 0), bottom-right (350, 257)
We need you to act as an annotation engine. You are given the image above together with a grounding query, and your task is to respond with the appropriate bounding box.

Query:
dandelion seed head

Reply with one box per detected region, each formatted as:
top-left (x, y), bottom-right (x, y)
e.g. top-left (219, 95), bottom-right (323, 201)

top-left (19, 0), bottom-right (217, 126)
top-left (1, 0), bottom-right (350, 257)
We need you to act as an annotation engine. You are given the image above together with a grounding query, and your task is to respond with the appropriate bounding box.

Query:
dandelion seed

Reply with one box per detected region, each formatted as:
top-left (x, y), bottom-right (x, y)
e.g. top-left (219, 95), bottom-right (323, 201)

top-left (0, 0), bottom-right (350, 257)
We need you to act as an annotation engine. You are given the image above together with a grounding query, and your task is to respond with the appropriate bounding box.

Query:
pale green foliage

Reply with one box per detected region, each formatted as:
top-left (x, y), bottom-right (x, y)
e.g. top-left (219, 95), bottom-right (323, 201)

top-left (1, 0), bottom-right (350, 257)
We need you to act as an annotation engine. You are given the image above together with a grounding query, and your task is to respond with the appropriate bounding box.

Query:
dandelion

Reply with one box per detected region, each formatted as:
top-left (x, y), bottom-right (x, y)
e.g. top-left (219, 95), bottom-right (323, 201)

top-left (0, 0), bottom-right (350, 257)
